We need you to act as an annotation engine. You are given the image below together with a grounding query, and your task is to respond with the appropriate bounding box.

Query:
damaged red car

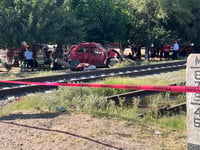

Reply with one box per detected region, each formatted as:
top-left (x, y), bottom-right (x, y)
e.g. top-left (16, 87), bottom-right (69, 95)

top-left (67, 42), bottom-right (122, 69)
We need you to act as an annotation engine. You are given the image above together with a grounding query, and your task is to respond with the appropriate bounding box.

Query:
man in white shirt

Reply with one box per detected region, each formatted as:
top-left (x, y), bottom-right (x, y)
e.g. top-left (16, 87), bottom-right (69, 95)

top-left (24, 47), bottom-right (34, 71)
top-left (172, 40), bottom-right (179, 60)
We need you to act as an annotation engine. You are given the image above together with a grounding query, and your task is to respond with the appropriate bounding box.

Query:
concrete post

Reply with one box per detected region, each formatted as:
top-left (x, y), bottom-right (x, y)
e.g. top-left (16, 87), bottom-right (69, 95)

top-left (186, 54), bottom-right (200, 149)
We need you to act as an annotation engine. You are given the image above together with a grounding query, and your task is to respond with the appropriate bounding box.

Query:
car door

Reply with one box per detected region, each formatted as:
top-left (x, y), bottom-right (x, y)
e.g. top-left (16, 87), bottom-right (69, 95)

top-left (89, 45), bottom-right (106, 66)
top-left (75, 45), bottom-right (90, 63)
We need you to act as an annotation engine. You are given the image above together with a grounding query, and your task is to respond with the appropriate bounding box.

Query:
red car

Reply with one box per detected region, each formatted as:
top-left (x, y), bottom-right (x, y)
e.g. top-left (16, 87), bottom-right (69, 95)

top-left (67, 42), bottom-right (122, 68)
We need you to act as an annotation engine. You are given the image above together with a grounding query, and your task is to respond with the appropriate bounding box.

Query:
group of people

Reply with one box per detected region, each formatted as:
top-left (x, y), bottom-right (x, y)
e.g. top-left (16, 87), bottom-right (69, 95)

top-left (162, 40), bottom-right (180, 60)
top-left (23, 45), bottom-right (48, 71)
top-left (131, 40), bottom-right (182, 61)
top-left (130, 44), bottom-right (142, 60)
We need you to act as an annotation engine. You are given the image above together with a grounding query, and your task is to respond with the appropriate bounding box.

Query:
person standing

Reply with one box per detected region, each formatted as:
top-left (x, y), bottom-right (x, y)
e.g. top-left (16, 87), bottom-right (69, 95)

top-left (172, 40), bottom-right (179, 60)
top-left (150, 44), bottom-right (157, 60)
top-left (36, 45), bottom-right (46, 71)
top-left (131, 44), bottom-right (135, 58)
top-left (135, 44), bottom-right (141, 60)
top-left (52, 44), bottom-right (63, 70)
top-left (24, 47), bottom-right (34, 71)
top-left (163, 43), bottom-right (170, 60)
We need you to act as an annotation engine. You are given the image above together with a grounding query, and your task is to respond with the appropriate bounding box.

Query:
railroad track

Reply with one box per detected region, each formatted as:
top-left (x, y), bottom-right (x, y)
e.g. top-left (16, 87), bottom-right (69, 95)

top-left (158, 102), bottom-right (186, 116)
top-left (0, 60), bottom-right (186, 99)
top-left (0, 61), bottom-right (186, 112)
top-left (106, 83), bottom-right (179, 103)
top-left (0, 60), bottom-right (186, 88)
top-left (106, 82), bottom-right (186, 117)
top-left (137, 102), bottom-right (186, 118)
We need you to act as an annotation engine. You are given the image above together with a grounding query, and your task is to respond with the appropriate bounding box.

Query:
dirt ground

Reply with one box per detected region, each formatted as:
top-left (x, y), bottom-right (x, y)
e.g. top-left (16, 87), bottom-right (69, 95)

top-left (0, 112), bottom-right (186, 150)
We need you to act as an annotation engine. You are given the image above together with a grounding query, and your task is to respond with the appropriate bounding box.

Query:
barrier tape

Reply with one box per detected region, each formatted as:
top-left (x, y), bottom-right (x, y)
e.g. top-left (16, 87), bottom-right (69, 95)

top-left (0, 80), bottom-right (199, 93)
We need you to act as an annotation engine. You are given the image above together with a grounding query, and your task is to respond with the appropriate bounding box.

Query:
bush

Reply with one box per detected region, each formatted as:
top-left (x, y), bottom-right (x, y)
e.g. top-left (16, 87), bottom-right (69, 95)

top-left (45, 87), bottom-right (108, 112)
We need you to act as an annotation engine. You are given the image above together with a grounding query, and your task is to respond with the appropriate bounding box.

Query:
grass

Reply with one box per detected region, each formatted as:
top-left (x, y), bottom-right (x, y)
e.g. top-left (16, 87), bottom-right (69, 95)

top-left (0, 94), bottom-right (48, 116)
top-left (155, 115), bottom-right (186, 131)
top-left (0, 69), bottom-right (187, 132)
top-left (0, 60), bottom-right (187, 150)
top-left (112, 58), bottom-right (186, 68)
top-left (112, 59), bottom-right (158, 68)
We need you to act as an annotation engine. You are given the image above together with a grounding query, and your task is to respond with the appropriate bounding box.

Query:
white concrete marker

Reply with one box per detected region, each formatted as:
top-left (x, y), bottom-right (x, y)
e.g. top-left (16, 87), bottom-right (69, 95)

top-left (187, 54), bottom-right (200, 149)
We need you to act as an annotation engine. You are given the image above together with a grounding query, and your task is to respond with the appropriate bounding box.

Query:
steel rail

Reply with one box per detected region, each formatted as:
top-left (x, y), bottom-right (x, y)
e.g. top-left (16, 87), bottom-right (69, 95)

top-left (0, 60), bottom-right (186, 88)
top-left (106, 82), bottom-right (186, 117)
top-left (106, 83), bottom-right (178, 104)
top-left (158, 102), bottom-right (186, 116)
top-left (0, 61), bottom-right (186, 100)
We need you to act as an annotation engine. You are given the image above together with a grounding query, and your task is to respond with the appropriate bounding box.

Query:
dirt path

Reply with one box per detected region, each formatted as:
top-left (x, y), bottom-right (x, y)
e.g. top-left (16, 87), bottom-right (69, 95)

top-left (0, 112), bottom-right (186, 150)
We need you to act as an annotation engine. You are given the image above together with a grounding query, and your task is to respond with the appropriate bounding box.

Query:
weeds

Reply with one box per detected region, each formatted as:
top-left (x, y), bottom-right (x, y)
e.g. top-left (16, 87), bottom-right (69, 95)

top-left (112, 59), bottom-right (171, 68)
top-left (0, 71), bottom-right (187, 131)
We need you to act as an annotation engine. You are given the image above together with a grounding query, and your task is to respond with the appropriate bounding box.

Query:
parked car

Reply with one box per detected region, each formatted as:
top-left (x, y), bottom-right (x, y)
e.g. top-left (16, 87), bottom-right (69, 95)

top-left (67, 42), bottom-right (122, 68)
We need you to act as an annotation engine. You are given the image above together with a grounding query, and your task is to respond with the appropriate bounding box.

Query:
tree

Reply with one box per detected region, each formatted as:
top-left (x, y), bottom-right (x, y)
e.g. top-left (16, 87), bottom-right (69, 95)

top-left (70, 0), bottom-right (131, 45)
top-left (0, 0), bottom-right (200, 49)
top-left (0, 0), bottom-right (84, 47)
top-left (127, 0), bottom-right (172, 46)
top-left (0, 0), bottom-right (32, 47)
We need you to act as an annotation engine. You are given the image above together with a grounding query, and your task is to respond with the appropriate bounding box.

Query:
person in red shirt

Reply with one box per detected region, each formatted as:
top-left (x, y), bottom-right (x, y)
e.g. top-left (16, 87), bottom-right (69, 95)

top-left (163, 43), bottom-right (170, 60)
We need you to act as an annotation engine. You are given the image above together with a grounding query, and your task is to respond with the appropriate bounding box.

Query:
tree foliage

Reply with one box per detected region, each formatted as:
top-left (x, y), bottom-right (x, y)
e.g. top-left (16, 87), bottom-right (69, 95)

top-left (0, 0), bottom-right (199, 48)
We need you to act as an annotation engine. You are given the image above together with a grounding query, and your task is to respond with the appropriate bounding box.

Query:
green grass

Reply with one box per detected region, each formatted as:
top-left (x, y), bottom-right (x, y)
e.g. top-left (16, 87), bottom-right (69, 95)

top-left (0, 94), bottom-right (47, 116)
top-left (103, 69), bottom-right (185, 84)
top-left (0, 88), bottom-right (186, 131)
top-left (112, 59), bottom-right (157, 68)
top-left (0, 70), bottom-right (187, 131)
top-left (112, 58), bottom-right (186, 68)
top-left (155, 114), bottom-right (186, 131)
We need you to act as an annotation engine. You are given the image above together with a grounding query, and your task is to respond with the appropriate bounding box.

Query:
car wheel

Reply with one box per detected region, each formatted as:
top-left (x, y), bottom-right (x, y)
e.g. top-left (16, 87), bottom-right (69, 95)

top-left (107, 58), bottom-right (119, 68)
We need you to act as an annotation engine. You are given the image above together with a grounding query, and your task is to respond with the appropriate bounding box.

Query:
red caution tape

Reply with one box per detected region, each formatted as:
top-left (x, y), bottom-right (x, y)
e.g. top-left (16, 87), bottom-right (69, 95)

top-left (15, 98), bottom-right (22, 101)
top-left (0, 80), bottom-right (199, 93)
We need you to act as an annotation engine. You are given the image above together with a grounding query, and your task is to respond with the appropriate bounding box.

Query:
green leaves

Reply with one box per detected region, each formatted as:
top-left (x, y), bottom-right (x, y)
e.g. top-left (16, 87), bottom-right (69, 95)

top-left (0, 0), bottom-right (199, 48)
